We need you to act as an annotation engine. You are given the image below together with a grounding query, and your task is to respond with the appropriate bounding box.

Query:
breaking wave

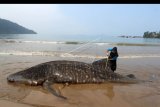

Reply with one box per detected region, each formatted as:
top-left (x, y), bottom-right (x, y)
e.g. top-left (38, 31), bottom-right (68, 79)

top-left (1, 39), bottom-right (160, 46)
top-left (0, 39), bottom-right (65, 44)
top-left (0, 51), bottom-right (160, 59)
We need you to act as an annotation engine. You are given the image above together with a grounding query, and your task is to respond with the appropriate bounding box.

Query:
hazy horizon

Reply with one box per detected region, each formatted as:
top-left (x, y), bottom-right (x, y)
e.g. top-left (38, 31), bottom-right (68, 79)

top-left (1, 4), bottom-right (160, 37)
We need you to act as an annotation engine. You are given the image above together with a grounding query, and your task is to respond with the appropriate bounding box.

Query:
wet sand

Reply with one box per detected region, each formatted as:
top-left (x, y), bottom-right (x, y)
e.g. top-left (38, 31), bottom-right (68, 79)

top-left (0, 56), bottom-right (160, 107)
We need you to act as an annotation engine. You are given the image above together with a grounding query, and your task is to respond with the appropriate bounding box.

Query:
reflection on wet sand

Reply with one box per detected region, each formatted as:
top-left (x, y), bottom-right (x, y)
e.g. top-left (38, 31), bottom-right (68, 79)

top-left (21, 83), bottom-right (117, 107)
top-left (105, 83), bottom-right (115, 101)
top-left (0, 82), bottom-right (31, 102)
top-left (19, 83), bottom-right (135, 107)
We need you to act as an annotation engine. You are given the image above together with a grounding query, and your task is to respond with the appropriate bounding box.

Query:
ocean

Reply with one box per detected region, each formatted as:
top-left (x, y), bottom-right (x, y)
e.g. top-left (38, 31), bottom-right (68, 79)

top-left (0, 34), bottom-right (160, 61)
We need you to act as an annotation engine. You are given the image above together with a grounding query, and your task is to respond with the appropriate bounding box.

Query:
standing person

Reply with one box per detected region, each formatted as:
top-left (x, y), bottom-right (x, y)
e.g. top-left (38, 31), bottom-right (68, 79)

top-left (106, 47), bottom-right (119, 72)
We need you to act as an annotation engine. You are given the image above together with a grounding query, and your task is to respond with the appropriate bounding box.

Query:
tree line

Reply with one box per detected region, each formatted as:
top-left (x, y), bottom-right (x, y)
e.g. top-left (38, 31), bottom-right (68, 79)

top-left (143, 31), bottom-right (160, 38)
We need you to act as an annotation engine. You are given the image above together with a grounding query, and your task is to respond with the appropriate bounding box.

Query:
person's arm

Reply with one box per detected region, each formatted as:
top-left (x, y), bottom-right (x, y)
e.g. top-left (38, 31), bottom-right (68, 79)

top-left (106, 48), bottom-right (112, 54)
top-left (107, 48), bottom-right (112, 51)
top-left (106, 48), bottom-right (111, 59)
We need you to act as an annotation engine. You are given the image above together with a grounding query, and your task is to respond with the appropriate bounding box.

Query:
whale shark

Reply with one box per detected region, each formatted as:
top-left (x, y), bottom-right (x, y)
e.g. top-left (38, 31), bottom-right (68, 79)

top-left (7, 59), bottom-right (137, 99)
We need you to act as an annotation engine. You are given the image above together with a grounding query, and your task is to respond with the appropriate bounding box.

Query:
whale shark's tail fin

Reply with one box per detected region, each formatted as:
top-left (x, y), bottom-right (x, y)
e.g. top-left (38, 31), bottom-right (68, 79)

top-left (43, 80), bottom-right (67, 100)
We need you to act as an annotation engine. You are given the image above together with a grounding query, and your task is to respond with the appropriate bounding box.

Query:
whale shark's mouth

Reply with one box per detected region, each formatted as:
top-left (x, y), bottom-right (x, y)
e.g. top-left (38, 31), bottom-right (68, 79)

top-left (7, 75), bottom-right (24, 82)
top-left (7, 74), bottom-right (31, 85)
top-left (7, 74), bottom-right (45, 86)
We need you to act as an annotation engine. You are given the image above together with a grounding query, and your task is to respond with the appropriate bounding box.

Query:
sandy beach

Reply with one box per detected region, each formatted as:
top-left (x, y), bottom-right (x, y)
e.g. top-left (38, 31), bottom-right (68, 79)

top-left (0, 55), bottom-right (160, 107)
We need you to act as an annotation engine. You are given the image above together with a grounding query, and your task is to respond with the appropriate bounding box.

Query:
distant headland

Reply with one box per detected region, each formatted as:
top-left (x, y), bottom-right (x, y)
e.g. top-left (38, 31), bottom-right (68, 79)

top-left (0, 18), bottom-right (37, 34)
top-left (118, 35), bottom-right (142, 38)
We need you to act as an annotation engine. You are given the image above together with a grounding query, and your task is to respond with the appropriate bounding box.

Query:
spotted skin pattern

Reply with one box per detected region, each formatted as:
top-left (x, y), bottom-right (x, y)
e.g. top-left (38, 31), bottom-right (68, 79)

top-left (7, 59), bottom-right (137, 99)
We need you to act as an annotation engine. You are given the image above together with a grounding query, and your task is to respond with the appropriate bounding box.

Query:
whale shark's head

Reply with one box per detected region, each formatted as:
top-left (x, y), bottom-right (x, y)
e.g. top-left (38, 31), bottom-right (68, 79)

top-left (7, 73), bottom-right (29, 84)
top-left (7, 73), bottom-right (44, 86)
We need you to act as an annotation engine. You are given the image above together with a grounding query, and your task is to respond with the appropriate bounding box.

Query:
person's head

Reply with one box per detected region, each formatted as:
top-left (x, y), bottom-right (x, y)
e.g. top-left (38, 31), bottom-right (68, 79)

top-left (111, 47), bottom-right (118, 57)
top-left (112, 47), bottom-right (117, 53)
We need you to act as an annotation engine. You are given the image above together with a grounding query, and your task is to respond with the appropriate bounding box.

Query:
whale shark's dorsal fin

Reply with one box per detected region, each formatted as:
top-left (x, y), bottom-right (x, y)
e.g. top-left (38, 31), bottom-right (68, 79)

top-left (43, 80), bottom-right (67, 99)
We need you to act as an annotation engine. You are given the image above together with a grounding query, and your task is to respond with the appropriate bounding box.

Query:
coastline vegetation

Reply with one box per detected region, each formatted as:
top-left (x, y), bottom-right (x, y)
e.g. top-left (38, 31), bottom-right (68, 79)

top-left (143, 31), bottom-right (160, 38)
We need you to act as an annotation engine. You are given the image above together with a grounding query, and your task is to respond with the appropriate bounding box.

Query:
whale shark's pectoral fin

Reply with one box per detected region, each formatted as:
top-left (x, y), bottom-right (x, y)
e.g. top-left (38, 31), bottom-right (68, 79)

top-left (43, 80), bottom-right (67, 100)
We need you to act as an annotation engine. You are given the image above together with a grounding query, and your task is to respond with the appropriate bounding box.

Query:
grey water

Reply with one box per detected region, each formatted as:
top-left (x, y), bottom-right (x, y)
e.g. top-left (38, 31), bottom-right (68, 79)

top-left (1, 34), bottom-right (160, 44)
top-left (0, 34), bottom-right (160, 59)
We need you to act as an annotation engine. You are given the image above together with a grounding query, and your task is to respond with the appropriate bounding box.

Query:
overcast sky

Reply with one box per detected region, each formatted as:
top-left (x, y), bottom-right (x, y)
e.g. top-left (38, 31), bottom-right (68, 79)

top-left (1, 4), bottom-right (160, 36)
